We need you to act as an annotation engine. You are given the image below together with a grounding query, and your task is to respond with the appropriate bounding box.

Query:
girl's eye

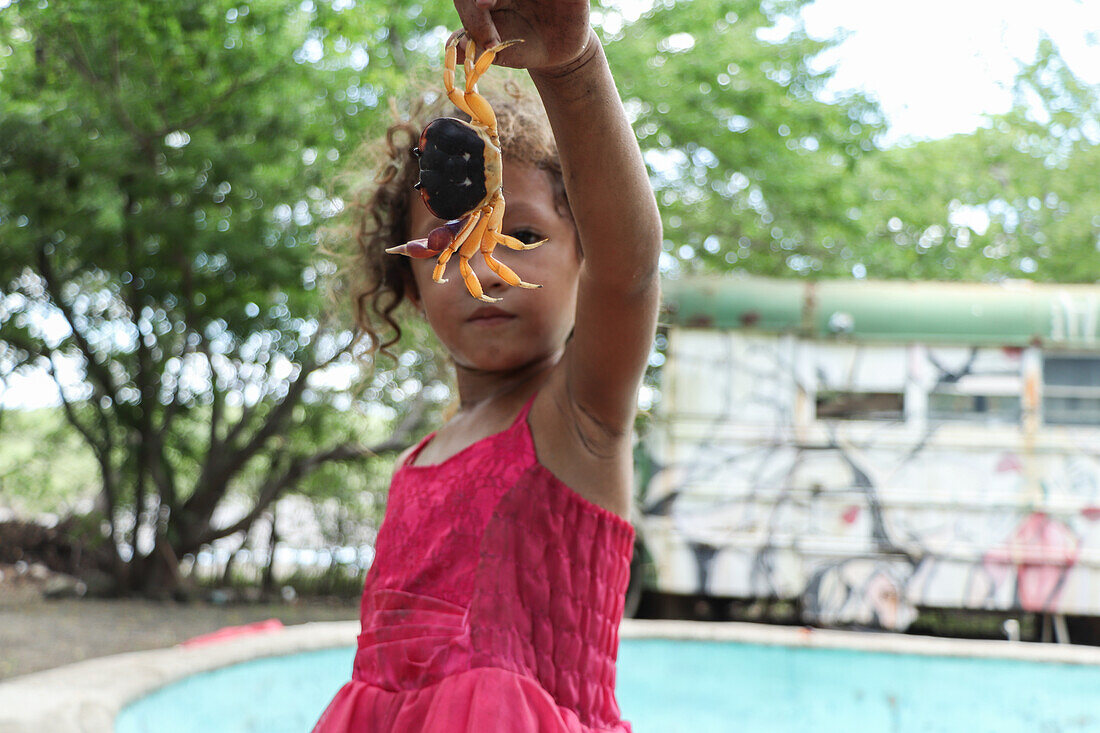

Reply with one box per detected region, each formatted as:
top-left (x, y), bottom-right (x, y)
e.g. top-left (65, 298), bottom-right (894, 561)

top-left (508, 229), bottom-right (543, 245)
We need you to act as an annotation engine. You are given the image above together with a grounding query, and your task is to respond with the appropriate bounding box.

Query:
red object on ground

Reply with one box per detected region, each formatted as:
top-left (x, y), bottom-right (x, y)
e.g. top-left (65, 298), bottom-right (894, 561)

top-left (312, 394), bottom-right (636, 733)
top-left (180, 618), bottom-right (285, 648)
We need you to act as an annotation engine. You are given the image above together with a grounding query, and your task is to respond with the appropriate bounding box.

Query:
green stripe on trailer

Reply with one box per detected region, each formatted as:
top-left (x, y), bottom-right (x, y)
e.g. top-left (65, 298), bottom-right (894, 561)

top-left (661, 276), bottom-right (1100, 347)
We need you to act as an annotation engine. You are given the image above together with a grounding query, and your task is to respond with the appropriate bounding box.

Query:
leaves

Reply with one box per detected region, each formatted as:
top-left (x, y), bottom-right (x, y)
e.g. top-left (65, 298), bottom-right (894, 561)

top-left (602, 0), bottom-right (884, 277)
top-left (852, 38), bottom-right (1100, 282)
top-left (598, 1), bottom-right (1099, 283)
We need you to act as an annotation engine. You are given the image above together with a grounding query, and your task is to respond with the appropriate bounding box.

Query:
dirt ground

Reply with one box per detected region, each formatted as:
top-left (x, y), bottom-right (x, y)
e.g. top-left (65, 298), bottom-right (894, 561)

top-left (0, 579), bottom-right (358, 681)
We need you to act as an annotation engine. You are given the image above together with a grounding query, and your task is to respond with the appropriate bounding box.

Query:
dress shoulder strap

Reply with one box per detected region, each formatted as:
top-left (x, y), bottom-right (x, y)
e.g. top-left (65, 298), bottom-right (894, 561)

top-left (398, 390), bottom-right (539, 470)
top-left (514, 390), bottom-right (538, 424)
top-left (400, 429), bottom-right (438, 469)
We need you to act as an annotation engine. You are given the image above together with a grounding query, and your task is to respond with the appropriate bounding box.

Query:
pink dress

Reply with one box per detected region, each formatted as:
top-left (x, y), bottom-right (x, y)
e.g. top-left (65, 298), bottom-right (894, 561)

top-left (312, 395), bottom-right (635, 732)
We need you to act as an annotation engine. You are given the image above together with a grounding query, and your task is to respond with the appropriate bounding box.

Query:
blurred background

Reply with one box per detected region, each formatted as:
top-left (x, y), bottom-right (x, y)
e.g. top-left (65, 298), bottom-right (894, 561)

top-left (2, 0), bottom-right (1100, 680)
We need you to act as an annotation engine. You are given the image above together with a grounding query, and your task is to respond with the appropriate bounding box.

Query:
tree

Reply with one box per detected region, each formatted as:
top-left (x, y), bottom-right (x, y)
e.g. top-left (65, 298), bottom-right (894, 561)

top-left (0, 0), bottom-right (453, 594)
top-left (601, 4), bottom-right (1100, 285)
top-left (850, 36), bottom-right (1100, 282)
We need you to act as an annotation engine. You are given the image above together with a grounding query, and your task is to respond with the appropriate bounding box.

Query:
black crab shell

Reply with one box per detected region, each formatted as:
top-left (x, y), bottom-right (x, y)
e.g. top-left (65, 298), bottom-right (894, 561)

top-left (414, 117), bottom-right (489, 221)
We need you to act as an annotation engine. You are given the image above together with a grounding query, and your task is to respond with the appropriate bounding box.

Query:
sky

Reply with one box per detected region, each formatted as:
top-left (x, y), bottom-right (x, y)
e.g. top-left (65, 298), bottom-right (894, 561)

top-left (2, 0), bottom-right (1100, 410)
top-left (798, 0), bottom-right (1100, 143)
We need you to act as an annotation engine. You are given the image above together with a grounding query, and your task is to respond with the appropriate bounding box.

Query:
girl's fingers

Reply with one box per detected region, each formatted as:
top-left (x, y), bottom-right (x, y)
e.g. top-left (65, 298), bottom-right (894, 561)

top-left (453, 2), bottom-right (500, 50)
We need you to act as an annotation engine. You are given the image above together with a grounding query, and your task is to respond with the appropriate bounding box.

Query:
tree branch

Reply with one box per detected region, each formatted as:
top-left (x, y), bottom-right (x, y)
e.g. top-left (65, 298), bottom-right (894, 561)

top-left (155, 66), bottom-right (284, 138)
top-left (35, 245), bottom-right (130, 422)
top-left (194, 443), bottom-right (360, 546)
top-left (44, 352), bottom-right (108, 456)
top-left (158, 250), bottom-right (203, 443)
top-left (121, 188), bottom-right (155, 554)
top-left (184, 355), bottom-right (317, 526)
top-left (192, 389), bottom-right (431, 548)
top-left (229, 358), bottom-right (317, 468)
top-left (366, 389), bottom-right (431, 454)
top-left (56, 15), bottom-right (150, 145)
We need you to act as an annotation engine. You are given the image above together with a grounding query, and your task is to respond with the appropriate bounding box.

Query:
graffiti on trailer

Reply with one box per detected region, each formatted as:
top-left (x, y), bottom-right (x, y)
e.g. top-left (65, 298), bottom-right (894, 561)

top-left (638, 330), bottom-right (1100, 630)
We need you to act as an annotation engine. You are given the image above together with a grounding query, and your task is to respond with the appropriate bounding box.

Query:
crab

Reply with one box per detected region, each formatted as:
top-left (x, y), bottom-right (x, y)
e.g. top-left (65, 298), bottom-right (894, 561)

top-left (385, 33), bottom-right (546, 303)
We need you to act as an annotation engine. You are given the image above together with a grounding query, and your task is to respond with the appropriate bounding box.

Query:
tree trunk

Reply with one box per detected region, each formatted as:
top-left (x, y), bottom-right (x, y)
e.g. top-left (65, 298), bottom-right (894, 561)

top-left (261, 508), bottom-right (278, 595)
top-left (126, 536), bottom-right (183, 598)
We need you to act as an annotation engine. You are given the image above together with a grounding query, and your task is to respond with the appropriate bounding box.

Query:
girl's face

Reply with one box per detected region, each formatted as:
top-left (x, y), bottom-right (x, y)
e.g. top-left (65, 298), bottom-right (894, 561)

top-left (405, 160), bottom-right (581, 373)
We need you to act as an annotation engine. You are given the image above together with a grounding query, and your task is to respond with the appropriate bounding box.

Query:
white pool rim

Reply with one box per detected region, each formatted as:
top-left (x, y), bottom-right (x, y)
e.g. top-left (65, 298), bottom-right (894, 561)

top-left (4, 619), bottom-right (1100, 733)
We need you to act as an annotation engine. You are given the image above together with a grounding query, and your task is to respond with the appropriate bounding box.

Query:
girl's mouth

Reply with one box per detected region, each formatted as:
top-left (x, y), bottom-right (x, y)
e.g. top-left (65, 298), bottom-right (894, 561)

top-left (467, 306), bottom-right (516, 324)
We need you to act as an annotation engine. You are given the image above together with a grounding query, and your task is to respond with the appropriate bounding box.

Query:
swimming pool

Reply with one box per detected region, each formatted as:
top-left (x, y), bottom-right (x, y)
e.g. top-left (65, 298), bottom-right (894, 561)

top-left (116, 632), bottom-right (1100, 733)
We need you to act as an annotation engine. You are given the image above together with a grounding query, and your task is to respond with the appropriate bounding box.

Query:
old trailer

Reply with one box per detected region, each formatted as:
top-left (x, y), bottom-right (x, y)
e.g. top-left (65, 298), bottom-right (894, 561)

top-left (637, 276), bottom-right (1100, 636)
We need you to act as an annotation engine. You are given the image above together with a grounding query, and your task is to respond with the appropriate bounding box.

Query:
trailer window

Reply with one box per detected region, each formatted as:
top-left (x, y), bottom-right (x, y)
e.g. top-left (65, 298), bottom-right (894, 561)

top-left (1044, 356), bottom-right (1100, 425)
top-left (816, 391), bottom-right (904, 421)
top-left (928, 391), bottom-right (1021, 423)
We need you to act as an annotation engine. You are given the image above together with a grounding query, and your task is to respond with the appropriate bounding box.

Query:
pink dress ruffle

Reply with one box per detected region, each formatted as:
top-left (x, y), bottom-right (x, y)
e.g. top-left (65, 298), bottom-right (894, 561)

top-left (313, 396), bottom-right (635, 732)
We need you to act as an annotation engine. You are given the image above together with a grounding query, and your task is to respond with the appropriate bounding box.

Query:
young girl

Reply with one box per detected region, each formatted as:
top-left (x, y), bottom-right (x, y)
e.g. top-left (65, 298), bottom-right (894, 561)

top-left (313, 1), bottom-right (660, 730)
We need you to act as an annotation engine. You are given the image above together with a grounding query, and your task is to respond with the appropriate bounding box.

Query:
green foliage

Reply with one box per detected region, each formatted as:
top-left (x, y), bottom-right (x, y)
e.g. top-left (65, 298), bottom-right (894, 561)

top-left (599, 3), bottom-right (1099, 283)
top-left (275, 563), bottom-right (366, 599)
top-left (192, 558), bottom-right (367, 599)
top-left (0, 0), bottom-right (451, 591)
top-left (3, 0), bottom-right (388, 349)
top-left (852, 38), bottom-right (1100, 282)
top-left (601, 0), bottom-right (884, 277)
top-left (0, 407), bottom-right (98, 514)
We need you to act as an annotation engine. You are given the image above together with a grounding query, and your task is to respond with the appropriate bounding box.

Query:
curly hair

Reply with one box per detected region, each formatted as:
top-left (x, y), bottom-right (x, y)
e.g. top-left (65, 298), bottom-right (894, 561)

top-left (327, 68), bottom-right (567, 361)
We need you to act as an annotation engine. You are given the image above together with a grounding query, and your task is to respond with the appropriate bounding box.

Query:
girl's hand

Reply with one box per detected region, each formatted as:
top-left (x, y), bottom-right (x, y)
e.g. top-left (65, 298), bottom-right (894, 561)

top-left (451, 0), bottom-right (595, 76)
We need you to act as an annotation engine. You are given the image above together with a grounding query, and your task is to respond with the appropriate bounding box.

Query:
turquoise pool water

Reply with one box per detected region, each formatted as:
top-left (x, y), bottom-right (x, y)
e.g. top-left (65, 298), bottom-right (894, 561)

top-left (116, 638), bottom-right (1100, 732)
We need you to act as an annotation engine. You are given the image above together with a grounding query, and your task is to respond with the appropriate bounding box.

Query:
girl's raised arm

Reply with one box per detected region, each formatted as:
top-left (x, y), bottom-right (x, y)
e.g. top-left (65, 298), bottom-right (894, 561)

top-left (455, 2), bottom-right (662, 436)
top-left (530, 35), bottom-right (662, 432)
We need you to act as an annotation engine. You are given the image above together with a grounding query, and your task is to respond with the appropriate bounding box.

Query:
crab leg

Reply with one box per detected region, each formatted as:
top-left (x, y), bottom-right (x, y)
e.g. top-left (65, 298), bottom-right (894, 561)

top-left (468, 40), bottom-right (521, 90)
top-left (432, 211), bottom-right (482, 283)
top-left (462, 38), bottom-right (523, 142)
top-left (481, 249), bottom-right (541, 290)
top-left (484, 191), bottom-right (506, 231)
top-left (444, 36), bottom-right (476, 120)
top-left (484, 191), bottom-right (548, 252)
top-left (477, 198), bottom-right (540, 290)
top-left (457, 211), bottom-right (496, 302)
top-left (458, 209), bottom-right (491, 260)
top-left (459, 257), bottom-right (497, 303)
top-left (433, 248), bottom-right (455, 283)
top-left (493, 231), bottom-right (548, 251)
top-left (464, 38), bottom-right (477, 88)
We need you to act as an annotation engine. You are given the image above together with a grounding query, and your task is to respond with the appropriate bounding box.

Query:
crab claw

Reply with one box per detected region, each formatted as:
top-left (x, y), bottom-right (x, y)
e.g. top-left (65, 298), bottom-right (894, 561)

top-left (386, 219), bottom-right (469, 259)
top-left (427, 218), bottom-right (466, 251)
top-left (385, 238), bottom-right (438, 259)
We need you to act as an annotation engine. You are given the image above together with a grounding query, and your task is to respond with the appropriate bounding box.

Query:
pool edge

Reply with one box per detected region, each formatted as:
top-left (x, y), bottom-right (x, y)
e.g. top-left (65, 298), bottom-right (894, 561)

top-left (0, 620), bottom-right (359, 733)
top-left (5, 618), bottom-right (1100, 732)
top-left (619, 619), bottom-right (1100, 665)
